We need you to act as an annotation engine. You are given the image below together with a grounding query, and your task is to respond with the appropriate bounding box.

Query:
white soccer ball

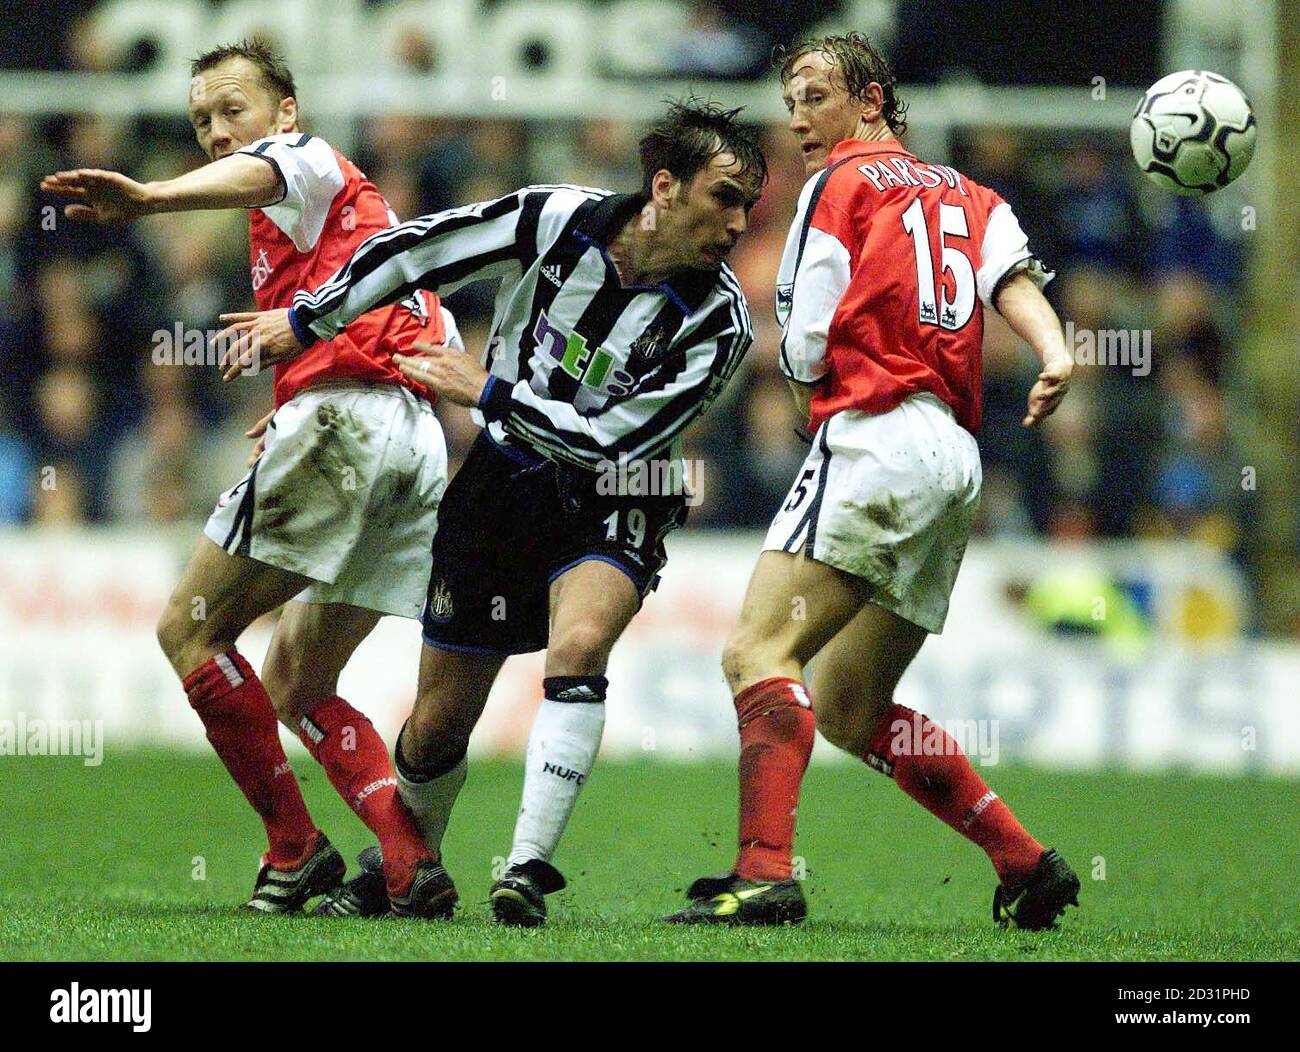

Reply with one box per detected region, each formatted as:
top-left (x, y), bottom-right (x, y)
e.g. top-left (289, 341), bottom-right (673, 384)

top-left (1130, 70), bottom-right (1257, 196)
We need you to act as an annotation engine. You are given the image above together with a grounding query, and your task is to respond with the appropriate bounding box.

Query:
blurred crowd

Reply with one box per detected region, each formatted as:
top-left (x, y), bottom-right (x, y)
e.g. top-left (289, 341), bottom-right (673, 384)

top-left (0, 104), bottom-right (1260, 594)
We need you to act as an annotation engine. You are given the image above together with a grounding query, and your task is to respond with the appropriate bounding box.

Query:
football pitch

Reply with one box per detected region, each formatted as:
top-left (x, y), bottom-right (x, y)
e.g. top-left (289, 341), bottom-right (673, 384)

top-left (2, 750), bottom-right (1297, 962)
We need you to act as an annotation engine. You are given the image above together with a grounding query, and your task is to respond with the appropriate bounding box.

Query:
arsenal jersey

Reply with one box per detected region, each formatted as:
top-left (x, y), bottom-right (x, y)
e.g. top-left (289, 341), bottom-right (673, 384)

top-left (777, 139), bottom-right (1052, 434)
top-left (238, 133), bottom-right (453, 407)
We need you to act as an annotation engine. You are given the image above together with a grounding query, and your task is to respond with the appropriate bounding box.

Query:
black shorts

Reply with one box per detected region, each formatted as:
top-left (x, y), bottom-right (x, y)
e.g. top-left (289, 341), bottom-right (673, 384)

top-left (421, 433), bottom-right (688, 655)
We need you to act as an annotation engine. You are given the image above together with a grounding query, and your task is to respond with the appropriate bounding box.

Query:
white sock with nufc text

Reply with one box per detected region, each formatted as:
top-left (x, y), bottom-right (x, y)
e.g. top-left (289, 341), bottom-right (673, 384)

top-left (507, 691), bottom-right (606, 868)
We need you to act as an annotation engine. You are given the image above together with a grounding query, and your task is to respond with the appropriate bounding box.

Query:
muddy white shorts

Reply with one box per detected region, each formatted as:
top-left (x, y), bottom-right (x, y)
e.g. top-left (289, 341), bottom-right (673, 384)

top-left (762, 393), bottom-right (981, 634)
top-left (204, 382), bottom-right (447, 619)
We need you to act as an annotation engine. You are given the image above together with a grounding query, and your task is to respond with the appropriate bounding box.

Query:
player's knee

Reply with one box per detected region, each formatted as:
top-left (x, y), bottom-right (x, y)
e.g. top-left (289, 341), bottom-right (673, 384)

top-left (546, 622), bottom-right (612, 677)
top-left (720, 637), bottom-right (746, 689)
top-left (154, 604), bottom-right (181, 661)
top-left (721, 628), bottom-right (771, 691)
top-left (155, 595), bottom-right (210, 673)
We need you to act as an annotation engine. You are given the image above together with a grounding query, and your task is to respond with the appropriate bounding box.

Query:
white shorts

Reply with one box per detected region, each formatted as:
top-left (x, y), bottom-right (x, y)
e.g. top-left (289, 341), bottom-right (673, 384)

top-left (204, 382), bottom-right (447, 619)
top-left (762, 393), bottom-right (981, 634)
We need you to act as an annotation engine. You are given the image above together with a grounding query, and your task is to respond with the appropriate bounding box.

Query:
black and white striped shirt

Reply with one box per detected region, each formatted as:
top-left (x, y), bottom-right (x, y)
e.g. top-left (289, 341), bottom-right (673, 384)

top-left (289, 185), bottom-right (752, 471)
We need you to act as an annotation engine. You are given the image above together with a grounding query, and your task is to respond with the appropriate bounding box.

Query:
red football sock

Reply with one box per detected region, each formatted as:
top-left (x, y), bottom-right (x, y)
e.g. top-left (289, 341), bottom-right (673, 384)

top-left (297, 695), bottom-right (431, 897)
top-left (183, 651), bottom-right (317, 868)
top-left (865, 703), bottom-right (1043, 885)
top-left (732, 677), bottom-right (816, 881)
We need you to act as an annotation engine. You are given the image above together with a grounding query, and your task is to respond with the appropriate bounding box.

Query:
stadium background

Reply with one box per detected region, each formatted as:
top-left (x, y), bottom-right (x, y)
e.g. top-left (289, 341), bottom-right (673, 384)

top-left (0, 0), bottom-right (1299, 962)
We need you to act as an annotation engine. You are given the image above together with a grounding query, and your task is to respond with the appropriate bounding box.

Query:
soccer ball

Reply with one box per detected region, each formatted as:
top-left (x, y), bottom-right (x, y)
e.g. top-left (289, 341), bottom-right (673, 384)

top-left (1130, 70), bottom-right (1257, 195)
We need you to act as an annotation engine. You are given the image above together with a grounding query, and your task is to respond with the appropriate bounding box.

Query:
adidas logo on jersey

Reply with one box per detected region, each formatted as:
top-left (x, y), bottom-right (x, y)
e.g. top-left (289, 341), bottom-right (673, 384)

top-left (540, 264), bottom-right (564, 287)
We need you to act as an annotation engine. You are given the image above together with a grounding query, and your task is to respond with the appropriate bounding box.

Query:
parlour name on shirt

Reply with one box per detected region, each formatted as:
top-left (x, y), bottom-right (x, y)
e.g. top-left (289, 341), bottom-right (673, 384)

top-left (856, 158), bottom-right (971, 196)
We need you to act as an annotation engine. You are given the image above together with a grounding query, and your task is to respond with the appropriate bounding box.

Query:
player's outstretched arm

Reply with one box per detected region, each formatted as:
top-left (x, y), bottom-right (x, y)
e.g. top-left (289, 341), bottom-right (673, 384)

top-left (40, 154), bottom-right (282, 224)
top-left (288, 187), bottom-right (554, 350)
top-left (217, 187), bottom-right (545, 380)
top-left (994, 271), bottom-right (1073, 427)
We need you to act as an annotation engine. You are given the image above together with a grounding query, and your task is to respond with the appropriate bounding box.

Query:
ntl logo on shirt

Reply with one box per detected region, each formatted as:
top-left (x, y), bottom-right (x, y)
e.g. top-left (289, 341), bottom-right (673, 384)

top-left (533, 311), bottom-right (633, 396)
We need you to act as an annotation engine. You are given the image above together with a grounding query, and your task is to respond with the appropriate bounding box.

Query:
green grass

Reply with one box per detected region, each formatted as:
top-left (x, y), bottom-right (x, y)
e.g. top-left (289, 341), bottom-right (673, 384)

top-left (1, 749), bottom-right (1296, 961)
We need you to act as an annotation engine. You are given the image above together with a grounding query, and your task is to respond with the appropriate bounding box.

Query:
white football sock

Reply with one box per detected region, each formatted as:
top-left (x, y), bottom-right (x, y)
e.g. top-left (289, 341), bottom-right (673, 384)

top-left (507, 696), bottom-right (605, 868)
top-left (395, 753), bottom-right (466, 859)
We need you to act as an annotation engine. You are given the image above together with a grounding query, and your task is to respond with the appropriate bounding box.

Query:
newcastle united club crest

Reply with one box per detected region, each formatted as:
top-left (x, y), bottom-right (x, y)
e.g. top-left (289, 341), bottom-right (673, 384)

top-left (428, 578), bottom-right (454, 622)
top-left (627, 322), bottom-right (672, 373)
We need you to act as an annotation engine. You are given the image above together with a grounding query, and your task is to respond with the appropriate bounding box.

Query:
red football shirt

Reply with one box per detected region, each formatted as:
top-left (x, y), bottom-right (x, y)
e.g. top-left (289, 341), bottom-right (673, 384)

top-left (776, 139), bottom-right (1051, 433)
top-left (238, 133), bottom-right (453, 407)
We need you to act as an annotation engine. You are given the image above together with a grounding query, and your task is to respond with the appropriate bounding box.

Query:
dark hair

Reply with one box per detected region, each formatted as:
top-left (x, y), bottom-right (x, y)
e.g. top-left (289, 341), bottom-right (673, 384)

top-left (638, 98), bottom-right (768, 198)
top-left (191, 38), bottom-right (297, 104)
top-left (774, 32), bottom-right (908, 137)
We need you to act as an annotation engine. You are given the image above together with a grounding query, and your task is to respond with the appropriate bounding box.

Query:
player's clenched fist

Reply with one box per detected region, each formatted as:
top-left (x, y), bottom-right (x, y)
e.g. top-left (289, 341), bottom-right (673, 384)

top-left (393, 343), bottom-right (490, 406)
top-left (40, 168), bottom-right (156, 224)
top-left (216, 309), bottom-right (306, 380)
